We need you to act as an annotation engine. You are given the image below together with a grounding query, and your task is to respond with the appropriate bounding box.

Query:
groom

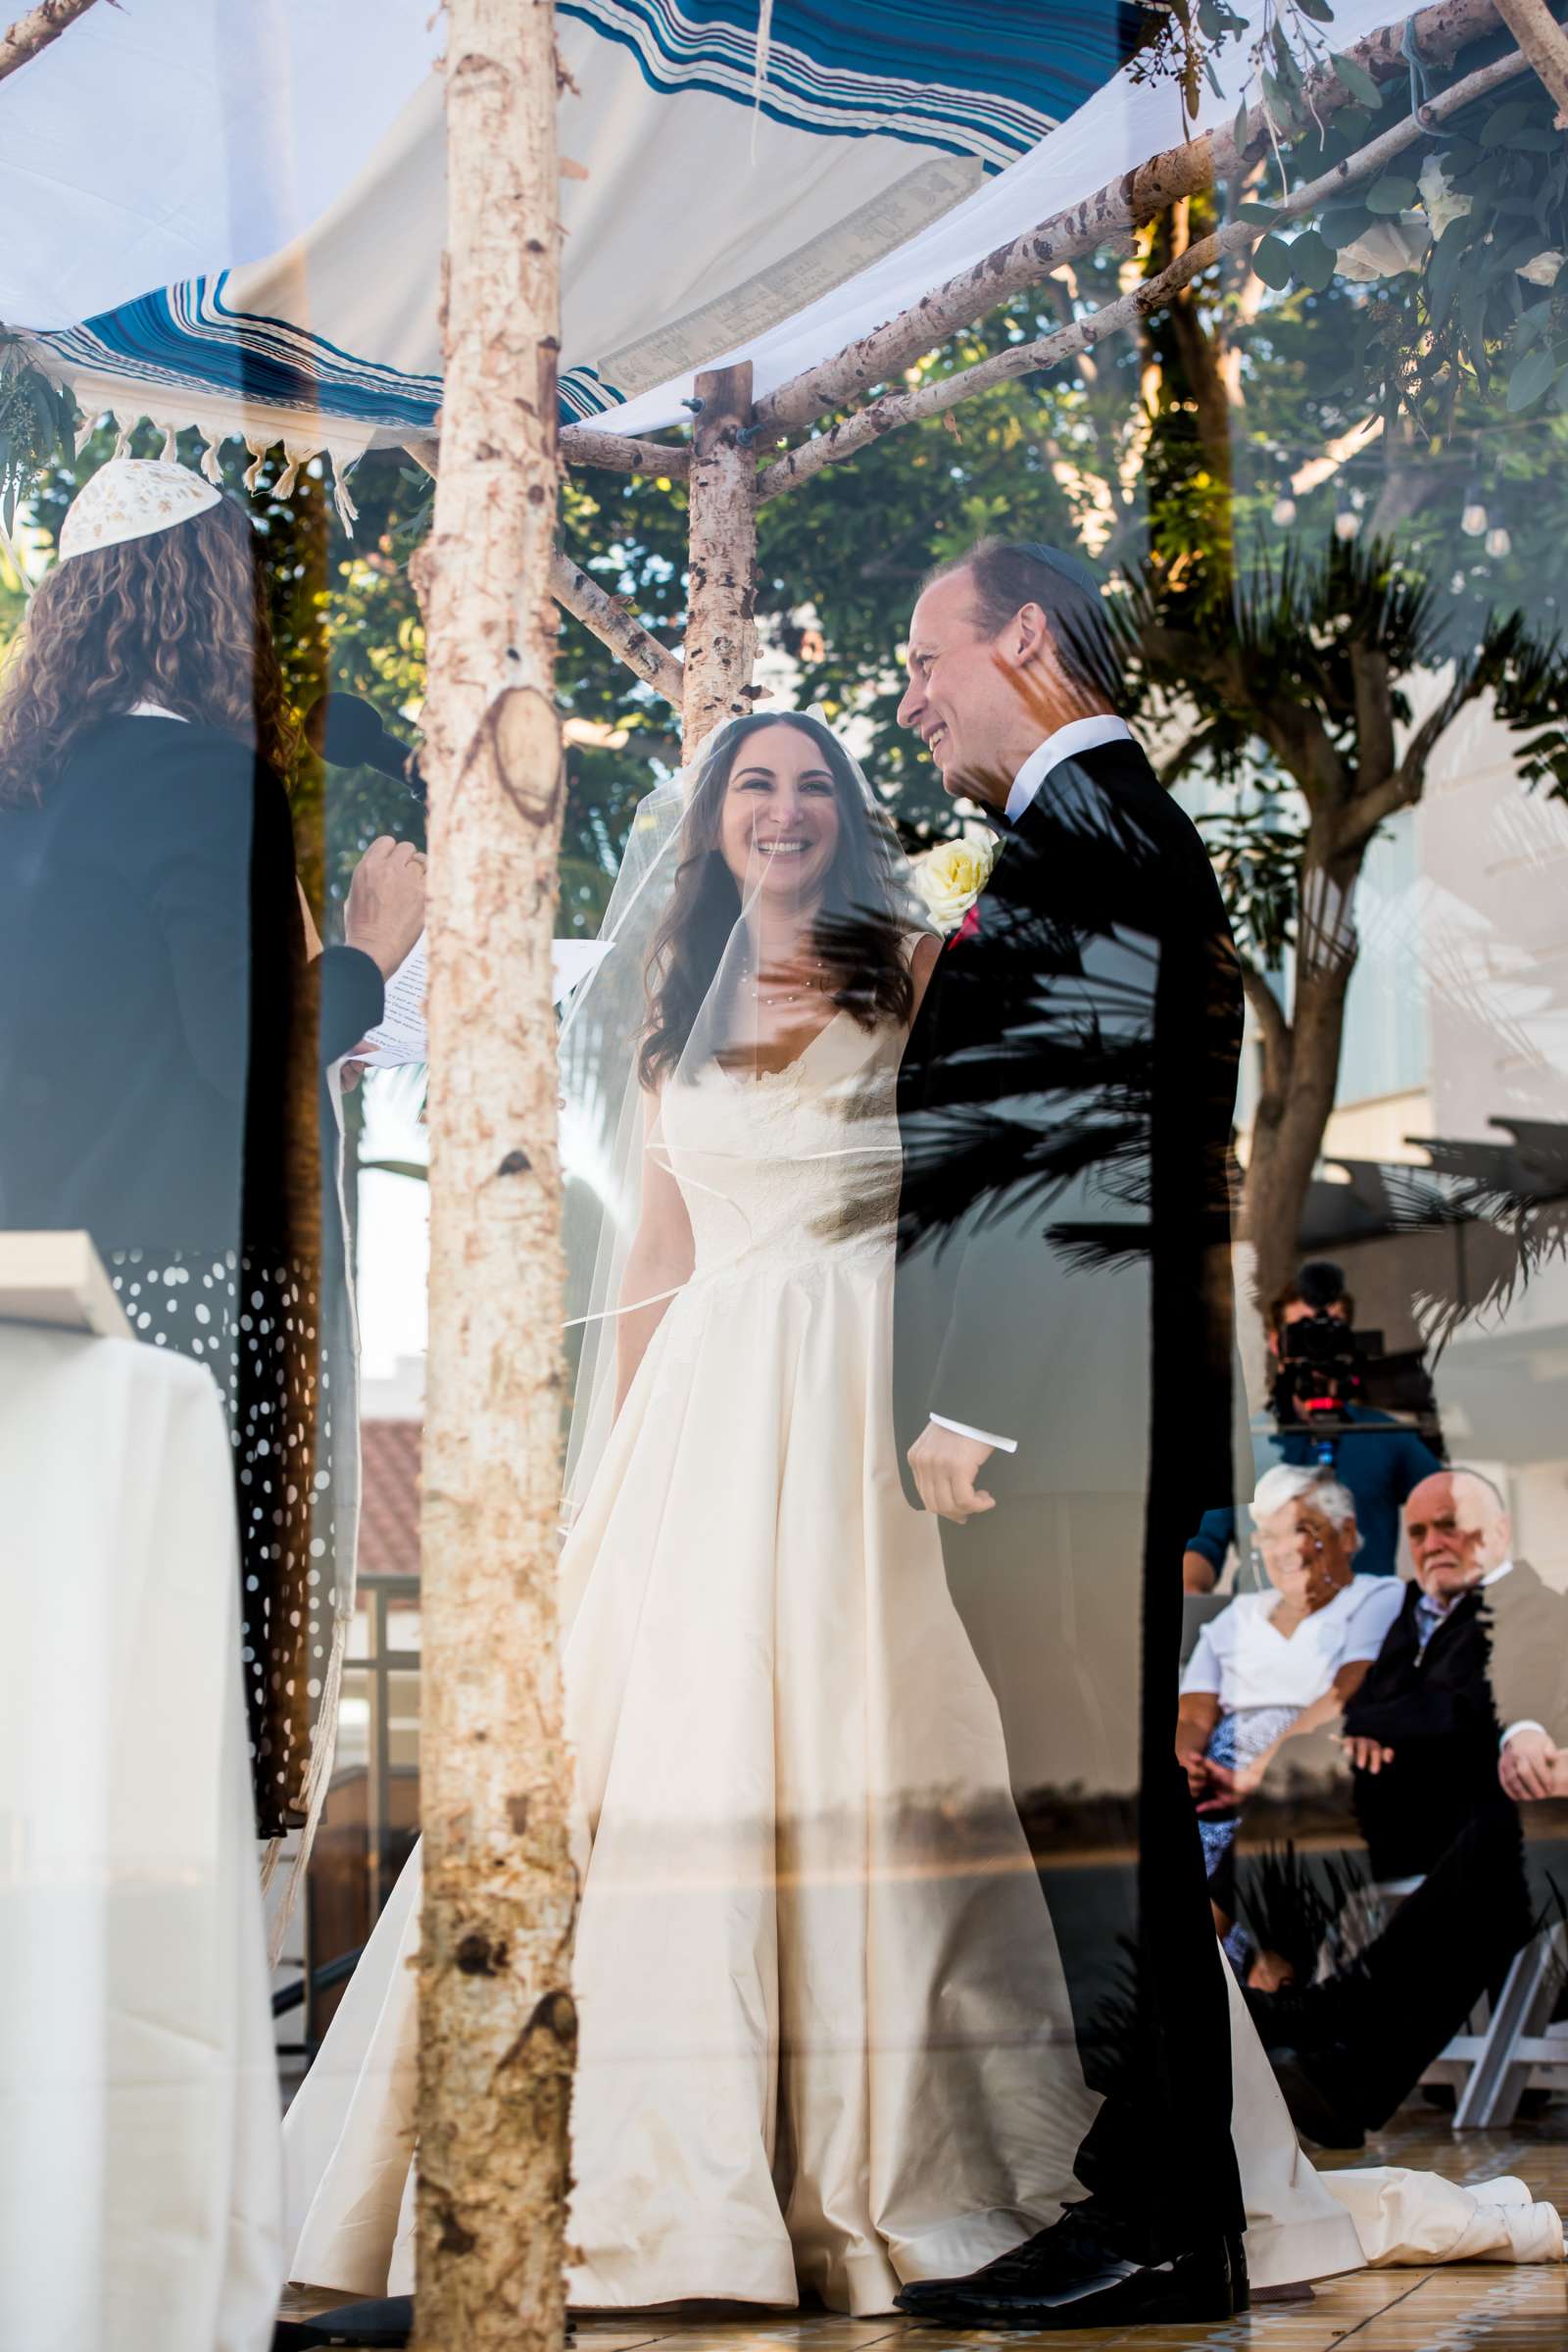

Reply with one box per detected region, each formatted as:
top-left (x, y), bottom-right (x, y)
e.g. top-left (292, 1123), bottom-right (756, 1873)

top-left (890, 538), bottom-right (1250, 2328)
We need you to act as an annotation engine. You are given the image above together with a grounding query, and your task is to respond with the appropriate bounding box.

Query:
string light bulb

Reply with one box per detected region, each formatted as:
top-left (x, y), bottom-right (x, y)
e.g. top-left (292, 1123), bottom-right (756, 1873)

top-left (1334, 495), bottom-right (1361, 542)
top-left (1460, 486), bottom-right (1489, 537)
top-left (1485, 523), bottom-right (1512, 560)
top-left (1272, 491), bottom-right (1298, 526)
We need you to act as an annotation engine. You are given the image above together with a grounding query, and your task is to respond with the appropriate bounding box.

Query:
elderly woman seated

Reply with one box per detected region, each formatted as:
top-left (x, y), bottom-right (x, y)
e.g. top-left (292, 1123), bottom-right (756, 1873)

top-left (1176, 1464), bottom-right (1405, 1980)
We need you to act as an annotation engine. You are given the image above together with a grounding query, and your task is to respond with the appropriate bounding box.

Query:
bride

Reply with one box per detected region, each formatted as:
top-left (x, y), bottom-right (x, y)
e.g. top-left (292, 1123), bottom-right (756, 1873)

top-left (284, 710), bottom-right (1101, 2316)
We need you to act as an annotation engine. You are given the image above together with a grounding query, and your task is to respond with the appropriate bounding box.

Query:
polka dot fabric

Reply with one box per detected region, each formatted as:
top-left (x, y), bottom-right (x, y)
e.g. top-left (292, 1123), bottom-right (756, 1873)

top-left (108, 1247), bottom-right (336, 1838)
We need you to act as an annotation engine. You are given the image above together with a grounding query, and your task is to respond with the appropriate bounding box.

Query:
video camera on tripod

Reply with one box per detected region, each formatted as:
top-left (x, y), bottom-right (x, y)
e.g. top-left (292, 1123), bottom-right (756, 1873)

top-left (1268, 1260), bottom-right (1443, 1450)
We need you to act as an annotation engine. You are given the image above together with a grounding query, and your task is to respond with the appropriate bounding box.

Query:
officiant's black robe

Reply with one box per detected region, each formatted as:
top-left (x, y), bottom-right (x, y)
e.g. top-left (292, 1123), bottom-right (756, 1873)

top-left (893, 732), bottom-right (1245, 2259)
top-left (0, 713), bottom-right (383, 1837)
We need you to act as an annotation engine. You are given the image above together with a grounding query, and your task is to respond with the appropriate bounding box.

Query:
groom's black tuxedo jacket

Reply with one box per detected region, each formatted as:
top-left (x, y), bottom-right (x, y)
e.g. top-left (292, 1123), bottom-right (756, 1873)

top-left (892, 734), bottom-right (1243, 1517)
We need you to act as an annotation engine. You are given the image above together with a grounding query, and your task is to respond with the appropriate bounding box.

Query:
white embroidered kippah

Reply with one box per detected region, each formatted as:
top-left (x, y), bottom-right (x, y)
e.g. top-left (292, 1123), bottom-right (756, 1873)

top-left (59, 457), bottom-right (222, 563)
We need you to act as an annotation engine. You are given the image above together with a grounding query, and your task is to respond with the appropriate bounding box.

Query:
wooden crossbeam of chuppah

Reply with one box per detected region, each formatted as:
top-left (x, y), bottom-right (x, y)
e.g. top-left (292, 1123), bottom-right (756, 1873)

top-left (0, 0), bottom-right (103, 86)
top-left (410, 433), bottom-right (687, 712)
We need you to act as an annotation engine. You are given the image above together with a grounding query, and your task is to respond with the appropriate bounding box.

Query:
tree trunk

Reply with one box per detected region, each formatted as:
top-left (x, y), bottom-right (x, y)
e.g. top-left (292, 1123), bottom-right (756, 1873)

top-left (411, 3), bottom-right (577, 2347)
top-left (682, 362), bottom-right (759, 756)
top-left (1242, 858), bottom-right (1361, 1308)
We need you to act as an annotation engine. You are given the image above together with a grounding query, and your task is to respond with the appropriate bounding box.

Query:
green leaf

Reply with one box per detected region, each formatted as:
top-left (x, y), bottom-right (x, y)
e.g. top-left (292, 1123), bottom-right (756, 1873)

top-left (1365, 174), bottom-right (1419, 215)
top-left (1272, 21), bottom-right (1305, 88)
top-left (1512, 299), bottom-right (1553, 352)
top-left (1460, 279), bottom-right (1491, 389)
top-left (1330, 51), bottom-right (1383, 109)
top-left (1426, 216), bottom-right (1472, 326)
top-left (1481, 100), bottom-right (1535, 146)
top-left (1233, 96), bottom-right (1250, 151)
top-left (1318, 200), bottom-right (1373, 247)
top-left (1290, 228), bottom-right (1338, 292)
top-left (1507, 344), bottom-right (1557, 411)
top-left (1261, 68), bottom-right (1298, 129)
top-left (1297, 0), bottom-right (1336, 22)
top-left (1236, 200), bottom-right (1283, 224)
top-left (1252, 232), bottom-right (1296, 289)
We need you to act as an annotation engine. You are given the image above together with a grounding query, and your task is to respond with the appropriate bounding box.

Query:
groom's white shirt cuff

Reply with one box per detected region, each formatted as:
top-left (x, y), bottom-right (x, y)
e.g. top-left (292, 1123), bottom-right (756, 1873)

top-left (1004, 712), bottom-right (1133, 822)
top-left (929, 1413), bottom-right (1018, 1454)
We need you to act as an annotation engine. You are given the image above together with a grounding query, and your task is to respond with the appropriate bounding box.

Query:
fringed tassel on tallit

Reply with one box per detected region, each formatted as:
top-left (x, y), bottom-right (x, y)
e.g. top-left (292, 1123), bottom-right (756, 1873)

top-left (325, 444), bottom-right (361, 534)
top-left (273, 439), bottom-right (320, 502)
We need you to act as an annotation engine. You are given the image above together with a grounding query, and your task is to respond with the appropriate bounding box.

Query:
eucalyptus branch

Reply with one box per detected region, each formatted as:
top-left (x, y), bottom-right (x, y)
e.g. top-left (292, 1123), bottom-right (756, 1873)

top-left (0, 0), bottom-right (102, 83)
top-left (750, 0), bottom-right (1505, 443)
top-left (758, 38), bottom-right (1531, 502)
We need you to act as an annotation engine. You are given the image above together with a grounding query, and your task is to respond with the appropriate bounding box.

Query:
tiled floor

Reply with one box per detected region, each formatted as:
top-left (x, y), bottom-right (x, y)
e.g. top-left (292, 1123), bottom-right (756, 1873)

top-left (280, 2111), bottom-right (1568, 2350)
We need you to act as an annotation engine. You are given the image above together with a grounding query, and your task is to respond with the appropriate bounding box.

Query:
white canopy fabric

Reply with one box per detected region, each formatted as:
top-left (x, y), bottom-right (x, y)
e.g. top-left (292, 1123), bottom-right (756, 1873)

top-left (3, 0), bottom-right (1414, 494)
top-left (0, 0), bottom-right (441, 329)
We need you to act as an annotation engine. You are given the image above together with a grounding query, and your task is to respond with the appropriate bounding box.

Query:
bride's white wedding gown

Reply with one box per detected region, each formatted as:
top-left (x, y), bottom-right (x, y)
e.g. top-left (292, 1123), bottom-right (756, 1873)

top-left (284, 1007), bottom-right (1100, 2313)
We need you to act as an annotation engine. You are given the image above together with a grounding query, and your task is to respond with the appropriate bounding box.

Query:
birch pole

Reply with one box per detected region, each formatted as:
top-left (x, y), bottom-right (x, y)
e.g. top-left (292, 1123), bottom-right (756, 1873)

top-left (681, 362), bottom-right (760, 754)
top-left (0, 0), bottom-right (101, 83)
top-left (1489, 0), bottom-right (1568, 121)
top-left (411, 1), bottom-right (577, 2346)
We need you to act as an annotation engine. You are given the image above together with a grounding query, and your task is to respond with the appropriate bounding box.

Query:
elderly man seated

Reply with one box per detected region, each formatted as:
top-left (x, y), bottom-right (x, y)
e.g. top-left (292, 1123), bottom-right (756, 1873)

top-left (1246, 1469), bottom-right (1568, 2147)
top-left (1341, 1468), bottom-right (1564, 1881)
top-left (1176, 1465), bottom-right (1403, 1977)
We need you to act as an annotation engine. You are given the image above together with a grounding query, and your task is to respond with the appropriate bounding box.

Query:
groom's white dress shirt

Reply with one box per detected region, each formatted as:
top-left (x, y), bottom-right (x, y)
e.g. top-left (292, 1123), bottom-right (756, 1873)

top-left (928, 711), bottom-right (1134, 1458)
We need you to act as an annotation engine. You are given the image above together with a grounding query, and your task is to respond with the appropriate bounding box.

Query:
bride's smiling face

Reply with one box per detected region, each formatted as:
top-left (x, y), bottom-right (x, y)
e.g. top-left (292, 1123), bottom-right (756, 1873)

top-left (717, 723), bottom-right (842, 904)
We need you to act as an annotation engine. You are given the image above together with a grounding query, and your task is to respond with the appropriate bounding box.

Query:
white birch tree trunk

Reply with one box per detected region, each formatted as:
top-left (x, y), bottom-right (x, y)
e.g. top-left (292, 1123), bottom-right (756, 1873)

top-left (681, 362), bottom-right (760, 755)
top-left (411, 2), bottom-right (577, 2345)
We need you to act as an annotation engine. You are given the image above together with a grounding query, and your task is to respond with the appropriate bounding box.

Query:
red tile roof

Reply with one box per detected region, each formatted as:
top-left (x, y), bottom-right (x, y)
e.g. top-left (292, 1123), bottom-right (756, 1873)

top-left (358, 1418), bottom-right (421, 1579)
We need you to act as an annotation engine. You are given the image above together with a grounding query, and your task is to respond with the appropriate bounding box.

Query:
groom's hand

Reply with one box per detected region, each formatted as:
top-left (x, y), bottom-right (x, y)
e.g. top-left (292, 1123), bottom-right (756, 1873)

top-left (907, 1423), bottom-right (997, 1522)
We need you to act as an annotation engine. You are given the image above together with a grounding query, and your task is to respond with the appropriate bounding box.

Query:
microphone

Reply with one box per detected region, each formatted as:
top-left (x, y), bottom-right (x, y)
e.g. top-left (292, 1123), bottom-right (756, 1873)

top-left (306, 692), bottom-right (424, 803)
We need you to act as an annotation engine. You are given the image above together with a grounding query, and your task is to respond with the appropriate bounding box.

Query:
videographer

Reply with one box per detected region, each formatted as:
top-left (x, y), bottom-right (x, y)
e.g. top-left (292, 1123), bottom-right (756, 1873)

top-left (1182, 1260), bottom-right (1442, 1592)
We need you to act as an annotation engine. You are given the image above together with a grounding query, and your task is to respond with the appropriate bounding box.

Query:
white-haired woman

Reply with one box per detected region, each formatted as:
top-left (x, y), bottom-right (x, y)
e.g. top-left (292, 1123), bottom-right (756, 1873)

top-left (1176, 1465), bottom-right (1404, 1973)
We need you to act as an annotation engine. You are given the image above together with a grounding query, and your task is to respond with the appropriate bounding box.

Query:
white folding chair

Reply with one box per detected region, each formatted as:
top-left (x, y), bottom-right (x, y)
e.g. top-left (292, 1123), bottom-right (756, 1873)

top-left (1424, 1923), bottom-right (1568, 2128)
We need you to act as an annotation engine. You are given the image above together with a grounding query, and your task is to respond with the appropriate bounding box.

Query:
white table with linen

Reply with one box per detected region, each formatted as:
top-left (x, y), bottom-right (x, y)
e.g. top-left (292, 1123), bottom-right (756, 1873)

top-left (0, 1324), bottom-right (283, 2352)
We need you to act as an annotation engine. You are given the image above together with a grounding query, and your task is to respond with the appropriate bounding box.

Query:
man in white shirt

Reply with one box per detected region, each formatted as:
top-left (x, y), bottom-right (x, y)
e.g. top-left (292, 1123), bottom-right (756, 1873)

top-left (889, 538), bottom-right (1321, 2328)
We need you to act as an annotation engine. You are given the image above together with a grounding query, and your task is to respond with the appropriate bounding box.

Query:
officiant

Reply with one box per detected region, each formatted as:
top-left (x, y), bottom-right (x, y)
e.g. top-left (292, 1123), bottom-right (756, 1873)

top-left (0, 457), bottom-right (425, 1840)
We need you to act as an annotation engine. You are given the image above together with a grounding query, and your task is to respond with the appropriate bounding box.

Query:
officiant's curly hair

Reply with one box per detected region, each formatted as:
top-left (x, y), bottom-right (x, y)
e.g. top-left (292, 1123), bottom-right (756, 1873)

top-left (639, 712), bottom-right (916, 1086)
top-left (0, 494), bottom-right (293, 805)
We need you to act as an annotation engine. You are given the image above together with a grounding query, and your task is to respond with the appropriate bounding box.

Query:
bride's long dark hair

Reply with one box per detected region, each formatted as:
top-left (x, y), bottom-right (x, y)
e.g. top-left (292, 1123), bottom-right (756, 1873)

top-left (639, 712), bottom-right (916, 1087)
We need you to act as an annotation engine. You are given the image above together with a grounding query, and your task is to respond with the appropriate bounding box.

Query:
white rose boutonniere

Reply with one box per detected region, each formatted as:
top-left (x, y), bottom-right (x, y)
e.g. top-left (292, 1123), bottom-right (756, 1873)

top-left (913, 834), bottom-right (1000, 934)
